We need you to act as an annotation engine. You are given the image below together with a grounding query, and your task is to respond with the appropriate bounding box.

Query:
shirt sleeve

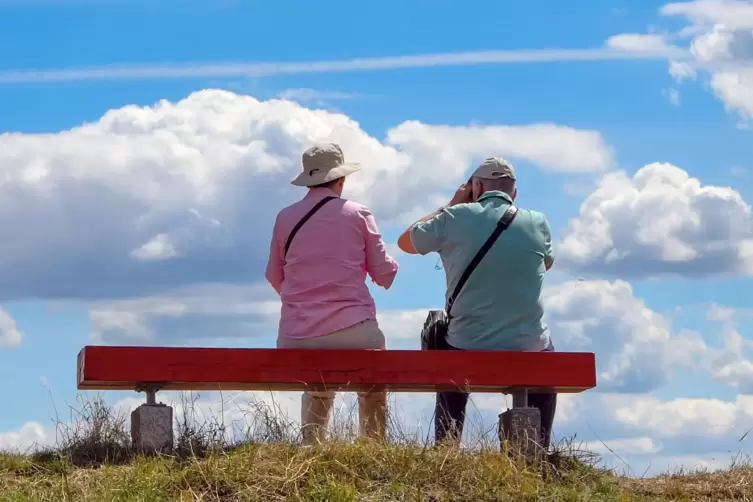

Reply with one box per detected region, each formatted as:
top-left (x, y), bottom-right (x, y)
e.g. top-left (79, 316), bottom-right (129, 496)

top-left (265, 214), bottom-right (284, 294)
top-left (539, 214), bottom-right (555, 267)
top-left (359, 206), bottom-right (399, 289)
top-left (409, 209), bottom-right (449, 255)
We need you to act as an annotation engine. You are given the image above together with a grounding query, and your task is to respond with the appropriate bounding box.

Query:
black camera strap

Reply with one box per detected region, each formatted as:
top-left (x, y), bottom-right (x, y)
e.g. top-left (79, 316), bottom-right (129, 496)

top-left (284, 196), bottom-right (336, 258)
top-left (445, 205), bottom-right (519, 318)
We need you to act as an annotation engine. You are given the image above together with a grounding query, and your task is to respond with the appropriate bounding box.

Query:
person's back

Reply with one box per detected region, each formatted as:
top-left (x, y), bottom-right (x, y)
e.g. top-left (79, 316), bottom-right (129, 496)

top-left (397, 156), bottom-right (556, 449)
top-left (271, 189), bottom-right (397, 340)
top-left (434, 193), bottom-right (552, 351)
top-left (266, 143), bottom-right (398, 444)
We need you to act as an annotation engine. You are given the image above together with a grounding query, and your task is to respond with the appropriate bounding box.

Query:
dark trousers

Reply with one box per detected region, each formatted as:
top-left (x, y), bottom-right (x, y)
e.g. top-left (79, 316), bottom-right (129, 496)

top-left (434, 343), bottom-right (558, 449)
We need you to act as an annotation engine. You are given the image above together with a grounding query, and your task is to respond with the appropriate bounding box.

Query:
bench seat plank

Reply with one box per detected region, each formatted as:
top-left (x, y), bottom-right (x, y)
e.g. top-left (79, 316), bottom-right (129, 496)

top-left (77, 346), bottom-right (596, 394)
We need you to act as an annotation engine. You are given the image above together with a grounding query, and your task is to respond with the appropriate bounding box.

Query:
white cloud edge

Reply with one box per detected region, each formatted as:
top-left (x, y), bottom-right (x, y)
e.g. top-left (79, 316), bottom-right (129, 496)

top-left (0, 307), bottom-right (22, 348)
top-left (606, 1), bottom-right (753, 119)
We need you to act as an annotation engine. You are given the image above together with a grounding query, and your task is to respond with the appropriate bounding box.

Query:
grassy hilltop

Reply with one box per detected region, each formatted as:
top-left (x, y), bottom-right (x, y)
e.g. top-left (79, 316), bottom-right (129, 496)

top-left (1, 397), bottom-right (751, 501)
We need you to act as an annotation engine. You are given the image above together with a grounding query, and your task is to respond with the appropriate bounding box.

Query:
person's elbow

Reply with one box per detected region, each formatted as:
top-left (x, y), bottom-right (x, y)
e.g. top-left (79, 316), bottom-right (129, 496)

top-left (370, 258), bottom-right (399, 290)
top-left (397, 229), bottom-right (419, 254)
top-left (545, 257), bottom-right (554, 271)
top-left (373, 269), bottom-right (398, 290)
top-left (265, 267), bottom-right (283, 294)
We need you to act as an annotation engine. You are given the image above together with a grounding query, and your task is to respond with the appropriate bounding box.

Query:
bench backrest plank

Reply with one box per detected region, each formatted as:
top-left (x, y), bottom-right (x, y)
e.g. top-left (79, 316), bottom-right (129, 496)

top-left (77, 346), bottom-right (596, 394)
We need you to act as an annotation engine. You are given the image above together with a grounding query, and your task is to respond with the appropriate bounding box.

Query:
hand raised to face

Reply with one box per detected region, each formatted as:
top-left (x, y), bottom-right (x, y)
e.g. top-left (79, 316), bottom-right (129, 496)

top-left (448, 183), bottom-right (473, 206)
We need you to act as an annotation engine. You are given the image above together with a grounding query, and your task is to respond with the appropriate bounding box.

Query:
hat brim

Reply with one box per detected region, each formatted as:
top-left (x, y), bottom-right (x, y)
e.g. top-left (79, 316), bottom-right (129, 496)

top-left (290, 162), bottom-right (361, 187)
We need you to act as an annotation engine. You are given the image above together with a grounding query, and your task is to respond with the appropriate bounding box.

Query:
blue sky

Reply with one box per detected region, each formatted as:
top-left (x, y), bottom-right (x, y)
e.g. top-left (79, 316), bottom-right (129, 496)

top-left (1, 0), bottom-right (753, 476)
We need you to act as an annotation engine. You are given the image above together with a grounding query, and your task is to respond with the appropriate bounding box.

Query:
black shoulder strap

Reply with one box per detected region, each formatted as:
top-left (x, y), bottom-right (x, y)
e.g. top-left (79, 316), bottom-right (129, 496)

top-left (284, 196), bottom-right (336, 258)
top-left (446, 205), bottom-right (519, 317)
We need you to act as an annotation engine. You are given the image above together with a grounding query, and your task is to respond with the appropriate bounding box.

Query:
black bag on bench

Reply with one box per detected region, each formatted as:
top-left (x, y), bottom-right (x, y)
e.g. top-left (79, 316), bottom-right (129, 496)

top-left (420, 204), bottom-right (519, 351)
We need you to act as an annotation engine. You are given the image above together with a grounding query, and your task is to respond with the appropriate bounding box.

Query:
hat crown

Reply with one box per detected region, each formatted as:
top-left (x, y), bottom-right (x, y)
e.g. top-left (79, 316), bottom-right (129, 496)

top-left (474, 157), bottom-right (516, 180)
top-left (291, 142), bottom-right (360, 187)
top-left (302, 143), bottom-right (345, 177)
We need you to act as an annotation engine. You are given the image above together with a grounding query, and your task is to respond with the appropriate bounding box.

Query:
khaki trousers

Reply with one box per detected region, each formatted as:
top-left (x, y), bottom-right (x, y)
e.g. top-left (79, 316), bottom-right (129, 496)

top-left (277, 319), bottom-right (388, 444)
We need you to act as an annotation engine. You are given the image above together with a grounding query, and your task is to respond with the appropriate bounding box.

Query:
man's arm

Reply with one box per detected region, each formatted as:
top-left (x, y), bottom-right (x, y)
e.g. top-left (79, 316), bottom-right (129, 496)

top-left (265, 215), bottom-right (284, 294)
top-left (397, 207), bottom-right (452, 256)
top-left (397, 182), bottom-right (472, 255)
top-left (397, 208), bottom-right (445, 255)
top-left (360, 207), bottom-right (399, 289)
top-left (540, 214), bottom-right (555, 271)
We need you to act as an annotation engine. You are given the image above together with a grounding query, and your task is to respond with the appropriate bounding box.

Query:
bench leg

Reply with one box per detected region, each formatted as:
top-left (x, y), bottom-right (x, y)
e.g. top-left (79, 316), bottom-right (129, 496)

top-left (131, 387), bottom-right (173, 454)
top-left (498, 389), bottom-right (542, 463)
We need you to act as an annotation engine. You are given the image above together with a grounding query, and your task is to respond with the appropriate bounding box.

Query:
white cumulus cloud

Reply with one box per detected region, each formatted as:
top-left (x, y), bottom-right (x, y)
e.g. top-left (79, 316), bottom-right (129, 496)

top-left (0, 89), bottom-right (614, 302)
top-left (558, 162), bottom-right (753, 278)
top-left (611, 0), bottom-right (753, 120)
top-left (544, 279), bottom-right (707, 392)
top-left (0, 307), bottom-right (22, 348)
top-left (703, 305), bottom-right (753, 393)
top-left (86, 283), bottom-right (280, 344)
top-left (0, 421), bottom-right (52, 452)
top-left (130, 233), bottom-right (179, 261)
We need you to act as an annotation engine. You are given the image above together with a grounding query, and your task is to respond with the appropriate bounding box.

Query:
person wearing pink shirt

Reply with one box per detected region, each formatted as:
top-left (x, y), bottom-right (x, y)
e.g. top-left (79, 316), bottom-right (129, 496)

top-left (265, 143), bottom-right (399, 443)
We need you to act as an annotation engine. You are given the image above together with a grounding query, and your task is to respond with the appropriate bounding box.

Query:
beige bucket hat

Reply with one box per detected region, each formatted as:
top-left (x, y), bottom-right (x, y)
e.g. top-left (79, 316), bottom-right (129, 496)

top-left (290, 143), bottom-right (361, 187)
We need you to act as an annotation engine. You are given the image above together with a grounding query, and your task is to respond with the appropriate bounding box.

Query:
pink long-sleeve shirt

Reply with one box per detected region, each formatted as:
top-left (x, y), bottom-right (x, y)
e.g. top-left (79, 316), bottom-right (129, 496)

top-left (265, 187), bottom-right (399, 340)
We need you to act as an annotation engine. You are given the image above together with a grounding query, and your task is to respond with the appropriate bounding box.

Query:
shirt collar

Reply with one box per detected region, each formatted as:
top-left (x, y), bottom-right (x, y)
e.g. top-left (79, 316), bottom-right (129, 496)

top-left (477, 190), bottom-right (513, 204)
top-left (304, 187), bottom-right (341, 199)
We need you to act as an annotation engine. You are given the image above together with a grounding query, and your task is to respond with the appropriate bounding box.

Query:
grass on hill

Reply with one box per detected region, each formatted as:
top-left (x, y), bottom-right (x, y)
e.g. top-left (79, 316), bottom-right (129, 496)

top-left (0, 394), bottom-right (752, 501)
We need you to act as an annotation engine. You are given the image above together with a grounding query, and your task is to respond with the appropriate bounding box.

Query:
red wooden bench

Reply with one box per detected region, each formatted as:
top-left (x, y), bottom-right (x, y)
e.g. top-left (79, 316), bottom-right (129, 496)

top-left (77, 346), bottom-right (596, 456)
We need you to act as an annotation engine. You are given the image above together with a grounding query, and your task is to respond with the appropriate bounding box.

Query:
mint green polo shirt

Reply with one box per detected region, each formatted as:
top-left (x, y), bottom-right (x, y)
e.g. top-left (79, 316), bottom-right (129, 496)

top-left (410, 191), bottom-right (553, 351)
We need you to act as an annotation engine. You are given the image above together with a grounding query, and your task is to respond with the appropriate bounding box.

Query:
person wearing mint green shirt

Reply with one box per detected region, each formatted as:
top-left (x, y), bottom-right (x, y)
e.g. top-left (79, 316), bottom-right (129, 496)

top-left (397, 157), bottom-right (557, 449)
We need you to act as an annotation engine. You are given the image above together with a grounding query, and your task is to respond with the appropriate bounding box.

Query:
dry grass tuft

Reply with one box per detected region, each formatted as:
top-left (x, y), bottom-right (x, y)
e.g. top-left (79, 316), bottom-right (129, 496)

top-left (624, 462), bottom-right (753, 501)
top-left (0, 395), bottom-right (751, 501)
top-left (33, 394), bottom-right (132, 467)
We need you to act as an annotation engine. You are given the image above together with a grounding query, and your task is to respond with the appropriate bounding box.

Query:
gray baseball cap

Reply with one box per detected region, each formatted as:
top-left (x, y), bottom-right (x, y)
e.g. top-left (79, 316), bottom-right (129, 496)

top-left (471, 157), bottom-right (516, 181)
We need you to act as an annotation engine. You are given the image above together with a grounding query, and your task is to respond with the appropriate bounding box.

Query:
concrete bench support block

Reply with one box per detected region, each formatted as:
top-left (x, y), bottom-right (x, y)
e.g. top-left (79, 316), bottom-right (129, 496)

top-left (131, 404), bottom-right (173, 454)
top-left (499, 407), bottom-right (542, 462)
